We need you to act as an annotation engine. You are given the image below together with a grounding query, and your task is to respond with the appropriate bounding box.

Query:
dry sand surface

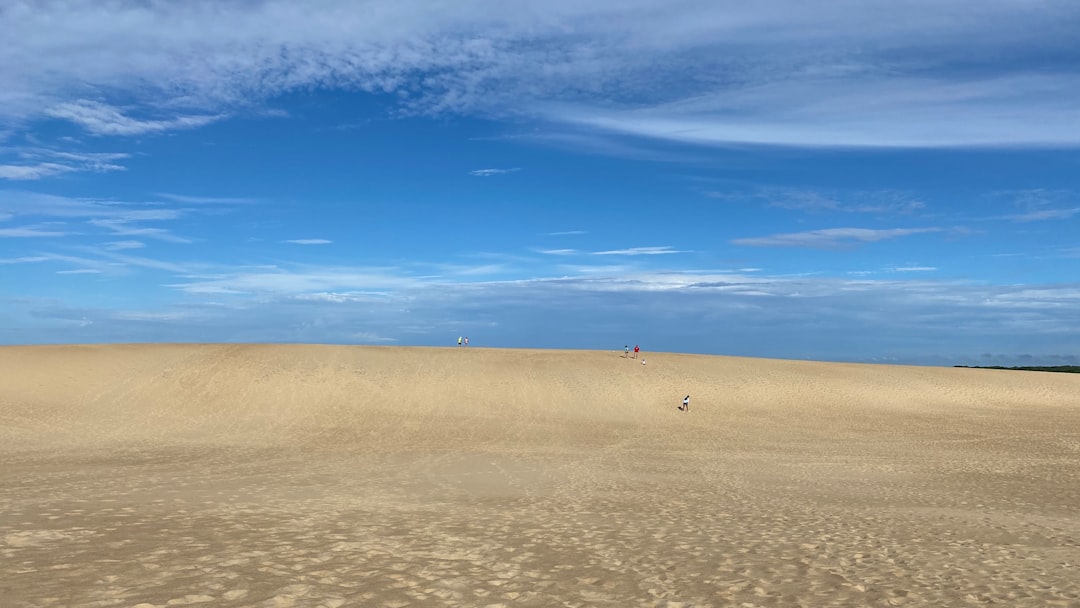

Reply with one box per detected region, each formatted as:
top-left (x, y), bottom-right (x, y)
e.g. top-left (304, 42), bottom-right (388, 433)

top-left (2, 344), bottom-right (1079, 608)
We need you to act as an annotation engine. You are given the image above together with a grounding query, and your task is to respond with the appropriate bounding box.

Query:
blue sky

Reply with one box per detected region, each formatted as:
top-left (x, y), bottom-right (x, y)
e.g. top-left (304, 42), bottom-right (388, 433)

top-left (2, 0), bottom-right (1079, 366)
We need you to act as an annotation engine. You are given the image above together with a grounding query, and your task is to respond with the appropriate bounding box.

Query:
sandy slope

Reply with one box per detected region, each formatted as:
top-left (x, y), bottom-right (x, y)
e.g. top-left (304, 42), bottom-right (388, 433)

top-left (1, 344), bottom-right (1078, 607)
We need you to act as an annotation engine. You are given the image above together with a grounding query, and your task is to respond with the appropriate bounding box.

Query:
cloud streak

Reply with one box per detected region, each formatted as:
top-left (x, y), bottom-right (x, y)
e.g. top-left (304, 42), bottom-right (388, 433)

top-left (0, 149), bottom-right (129, 180)
top-left (0, 190), bottom-right (252, 244)
top-left (156, 193), bottom-right (256, 205)
top-left (592, 246), bottom-right (687, 256)
top-left (732, 227), bottom-right (942, 248)
top-left (2, 1), bottom-right (1078, 148)
top-left (469, 168), bottom-right (521, 177)
top-left (1002, 208), bottom-right (1080, 222)
top-left (45, 101), bottom-right (223, 136)
top-left (709, 188), bottom-right (926, 215)
top-left (5, 267), bottom-right (1078, 366)
top-left (0, 225), bottom-right (69, 238)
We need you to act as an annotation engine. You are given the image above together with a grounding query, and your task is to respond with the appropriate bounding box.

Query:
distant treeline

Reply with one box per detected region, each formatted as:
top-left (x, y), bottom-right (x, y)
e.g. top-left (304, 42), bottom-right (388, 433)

top-left (954, 365), bottom-right (1080, 374)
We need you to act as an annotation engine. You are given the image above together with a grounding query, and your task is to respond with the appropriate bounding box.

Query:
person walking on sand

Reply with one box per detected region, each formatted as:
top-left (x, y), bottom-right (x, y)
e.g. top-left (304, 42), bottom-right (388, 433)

top-left (464, 336), bottom-right (469, 347)
top-left (458, 336), bottom-right (462, 347)
top-left (680, 395), bottom-right (690, 412)
top-left (633, 344), bottom-right (640, 359)
top-left (624, 345), bottom-right (629, 358)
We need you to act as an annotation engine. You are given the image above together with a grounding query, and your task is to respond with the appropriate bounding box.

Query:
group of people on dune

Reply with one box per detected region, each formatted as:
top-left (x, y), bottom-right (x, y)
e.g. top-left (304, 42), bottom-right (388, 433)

top-left (623, 344), bottom-right (689, 412)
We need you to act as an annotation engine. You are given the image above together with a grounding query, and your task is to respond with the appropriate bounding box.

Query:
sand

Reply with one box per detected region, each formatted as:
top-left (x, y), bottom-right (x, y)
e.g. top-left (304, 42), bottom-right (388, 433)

top-left (1, 344), bottom-right (1078, 608)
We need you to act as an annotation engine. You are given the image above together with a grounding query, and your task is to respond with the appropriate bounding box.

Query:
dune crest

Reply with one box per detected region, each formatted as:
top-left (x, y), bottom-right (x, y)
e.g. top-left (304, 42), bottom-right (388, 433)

top-left (2, 344), bottom-right (1078, 607)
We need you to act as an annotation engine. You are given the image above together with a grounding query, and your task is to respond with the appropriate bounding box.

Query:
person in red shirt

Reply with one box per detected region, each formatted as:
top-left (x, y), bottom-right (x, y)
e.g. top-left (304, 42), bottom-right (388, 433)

top-left (633, 345), bottom-right (640, 358)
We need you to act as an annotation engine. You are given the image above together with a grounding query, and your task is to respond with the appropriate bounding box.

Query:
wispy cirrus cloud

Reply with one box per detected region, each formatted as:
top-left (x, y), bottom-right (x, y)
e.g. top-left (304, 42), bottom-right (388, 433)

top-left (168, 266), bottom-right (419, 296)
top-left (559, 73), bottom-right (1080, 148)
top-left (0, 191), bottom-right (161, 219)
top-left (0, 190), bottom-right (249, 244)
top-left (8, 265), bottom-right (1077, 365)
top-left (707, 188), bottom-right (926, 215)
top-left (88, 218), bottom-right (192, 243)
top-left (592, 246), bottom-right (687, 256)
top-left (3, 1), bottom-right (1078, 148)
top-left (0, 149), bottom-right (129, 180)
top-left (733, 227), bottom-right (942, 248)
top-left (0, 255), bottom-right (49, 264)
top-left (0, 225), bottom-right (69, 238)
top-left (284, 238), bottom-right (333, 245)
top-left (156, 193), bottom-right (256, 205)
top-left (0, 162), bottom-right (74, 180)
top-left (1001, 207), bottom-right (1080, 222)
top-left (469, 168), bottom-right (521, 177)
top-left (45, 100), bottom-right (223, 136)
top-left (544, 230), bottom-right (587, 236)
top-left (982, 189), bottom-right (1080, 222)
top-left (103, 240), bottom-right (146, 251)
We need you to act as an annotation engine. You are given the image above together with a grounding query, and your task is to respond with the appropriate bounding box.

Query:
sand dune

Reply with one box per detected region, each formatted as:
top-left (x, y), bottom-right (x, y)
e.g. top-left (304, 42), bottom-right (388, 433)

top-left (2, 344), bottom-right (1078, 607)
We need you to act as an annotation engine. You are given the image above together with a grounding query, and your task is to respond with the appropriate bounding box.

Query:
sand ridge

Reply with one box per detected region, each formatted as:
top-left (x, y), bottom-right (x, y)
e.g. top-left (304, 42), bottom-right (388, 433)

top-left (1, 344), bottom-right (1079, 607)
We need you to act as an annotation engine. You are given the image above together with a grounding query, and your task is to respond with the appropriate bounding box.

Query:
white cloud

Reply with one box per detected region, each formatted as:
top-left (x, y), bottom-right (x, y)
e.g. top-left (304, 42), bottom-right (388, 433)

top-left (711, 188), bottom-right (926, 215)
top-left (0, 191), bottom-right (166, 220)
top-left (1003, 207), bottom-right (1080, 222)
top-left (537, 248), bottom-right (578, 256)
top-left (892, 266), bottom-right (937, 272)
top-left (0, 163), bottom-right (75, 180)
top-left (56, 269), bottom-right (102, 275)
top-left (0, 255), bottom-right (49, 264)
top-left (293, 292), bottom-right (396, 304)
top-left (558, 73), bottom-right (1080, 148)
top-left (45, 100), bottom-right (223, 136)
top-left (430, 263), bottom-right (507, 276)
top-left (555, 264), bottom-right (634, 275)
top-left (469, 168), bottom-right (521, 177)
top-left (156, 193), bottom-right (255, 205)
top-left (89, 218), bottom-right (192, 243)
top-left (0, 225), bottom-right (69, 237)
top-left (88, 249), bottom-right (196, 274)
top-left (509, 130), bottom-right (708, 163)
top-left (544, 230), bottom-right (587, 236)
top-left (3, 1), bottom-right (1077, 148)
top-left (284, 238), bottom-right (333, 245)
top-left (110, 311), bottom-right (197, 322)
top-left (6, 263), bottom-right (1078, 365)
top-left (976, 190), bottom-right (1080, 222)
top-left (732, 227), bottom-right (942, 248)
top-left (0, 149), bottom-right (129, 180)
top-left (592, 246), bottom-right (687, 256)
top-left (168, 266), bottom-right (419, 296)
top-left (104, 240), bottom-right (146, 250)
